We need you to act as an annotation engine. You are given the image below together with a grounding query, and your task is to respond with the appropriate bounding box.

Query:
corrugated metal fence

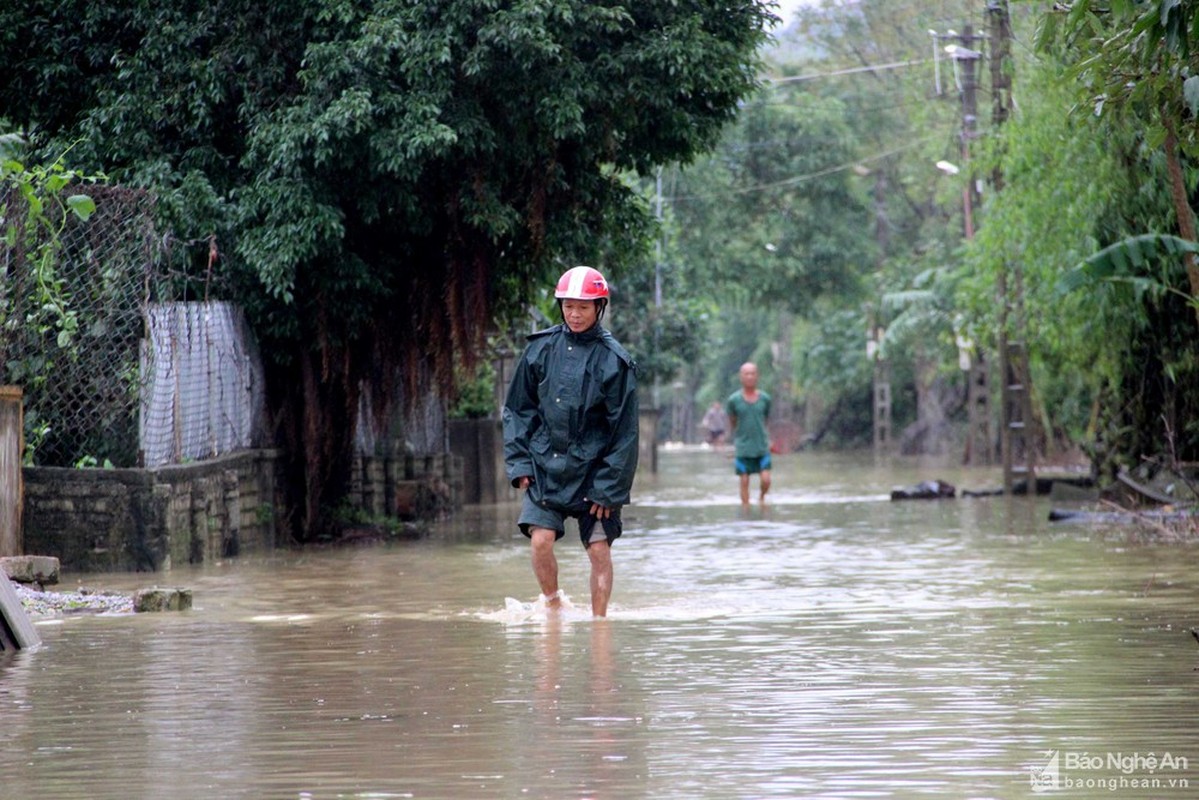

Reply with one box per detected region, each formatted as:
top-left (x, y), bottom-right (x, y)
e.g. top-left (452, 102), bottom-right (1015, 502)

top-left (140, 302), bottom-right (268, 468)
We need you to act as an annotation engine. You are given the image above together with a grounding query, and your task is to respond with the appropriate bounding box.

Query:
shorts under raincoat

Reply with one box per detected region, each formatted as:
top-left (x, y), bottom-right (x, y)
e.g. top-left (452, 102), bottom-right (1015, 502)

top-left (502, 322), bottom-right (639, 511)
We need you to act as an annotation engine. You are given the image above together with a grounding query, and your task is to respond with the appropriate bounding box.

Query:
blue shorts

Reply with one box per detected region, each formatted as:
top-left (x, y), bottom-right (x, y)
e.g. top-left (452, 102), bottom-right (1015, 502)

top-left (518, 495), bottom-right (623, 547)
top-left (734, 454), bottom-right (772, 475)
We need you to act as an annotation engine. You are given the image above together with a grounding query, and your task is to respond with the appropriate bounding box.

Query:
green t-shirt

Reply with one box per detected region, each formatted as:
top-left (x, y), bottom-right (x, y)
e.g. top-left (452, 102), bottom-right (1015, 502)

top-left (725, 390), bottom-right (771, 459)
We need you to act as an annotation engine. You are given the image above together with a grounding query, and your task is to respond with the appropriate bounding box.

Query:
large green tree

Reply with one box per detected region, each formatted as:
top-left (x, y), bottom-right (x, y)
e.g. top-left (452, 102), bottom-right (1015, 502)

top-left (1025, 0), bottom-right (1199, 471)
top-left (670, 92), bottom-right (871, 314)
top-left (691, 0), bottom-right (975, 451)
top-left (0, 0), bottom-right (773, 538)
top-left (958, 52), bottom-right (1131, 456)
top-left (1041, 0), bottom-right (1199, 326)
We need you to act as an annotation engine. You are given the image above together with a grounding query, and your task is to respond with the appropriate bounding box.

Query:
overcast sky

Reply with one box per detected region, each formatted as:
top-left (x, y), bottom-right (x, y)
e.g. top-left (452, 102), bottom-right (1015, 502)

top-left (773, 0), bottom-right (819, 28)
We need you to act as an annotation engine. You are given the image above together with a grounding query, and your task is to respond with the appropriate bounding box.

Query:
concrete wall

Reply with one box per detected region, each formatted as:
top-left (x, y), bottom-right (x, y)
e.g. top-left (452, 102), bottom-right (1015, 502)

top-left (23, 445), bottom-right (467, 573)
top-left (23, 449), bottom-right (280, 573)
top-left (448, 419), bottom-right (515, 505)
top-left (345, 451), bottom-right (464, 517)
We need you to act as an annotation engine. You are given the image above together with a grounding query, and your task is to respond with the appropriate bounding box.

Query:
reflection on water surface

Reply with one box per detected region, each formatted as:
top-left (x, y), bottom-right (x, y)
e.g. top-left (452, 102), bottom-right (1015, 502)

top-left (2, 449), bottom-right (1197, 798)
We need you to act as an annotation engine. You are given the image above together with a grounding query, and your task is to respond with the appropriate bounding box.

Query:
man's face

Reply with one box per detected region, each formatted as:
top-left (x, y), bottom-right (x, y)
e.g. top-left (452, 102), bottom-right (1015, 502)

top-left (562, 299), bottom-right (599, 333)
top-left (740, 364), bottom-right (758, 389)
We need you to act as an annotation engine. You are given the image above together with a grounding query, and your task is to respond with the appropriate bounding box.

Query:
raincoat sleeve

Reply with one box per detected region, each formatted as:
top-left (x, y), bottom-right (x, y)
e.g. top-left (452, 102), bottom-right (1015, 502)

top-left (501, 346), bottom-right (540, 487)
top-left (587, 356), bottom-right (639, 508)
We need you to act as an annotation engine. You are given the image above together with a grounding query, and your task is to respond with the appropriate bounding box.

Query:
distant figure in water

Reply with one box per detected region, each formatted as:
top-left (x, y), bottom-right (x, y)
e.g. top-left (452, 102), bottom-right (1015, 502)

top-left (726, 361), bottom-right (772, 510)
top-left (502, 266), bottom-right (639, 617)
top-left (701, 400), bottom-right (729, 448)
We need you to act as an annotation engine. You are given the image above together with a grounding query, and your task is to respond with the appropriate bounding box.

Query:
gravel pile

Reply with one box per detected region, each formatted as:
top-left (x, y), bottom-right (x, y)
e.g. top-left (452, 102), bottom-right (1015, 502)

top-left (15, 584), bottom-right (134, 618)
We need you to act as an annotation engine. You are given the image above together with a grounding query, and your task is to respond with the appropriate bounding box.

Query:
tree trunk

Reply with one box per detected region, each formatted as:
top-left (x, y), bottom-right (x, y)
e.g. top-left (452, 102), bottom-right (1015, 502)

top-left (270, 343), bottom-right (359, 542)
top-left (1162, 112), bottom-right (1199, 330)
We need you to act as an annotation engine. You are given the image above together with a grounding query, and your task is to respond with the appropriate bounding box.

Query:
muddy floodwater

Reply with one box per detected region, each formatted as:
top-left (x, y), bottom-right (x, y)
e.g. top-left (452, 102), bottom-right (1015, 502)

top-left (3, 449), bottom-right (1198, 799)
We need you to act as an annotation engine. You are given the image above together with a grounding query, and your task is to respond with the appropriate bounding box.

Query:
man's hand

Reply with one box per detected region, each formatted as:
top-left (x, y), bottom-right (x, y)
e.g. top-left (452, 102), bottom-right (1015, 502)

top-left (588, 501), bottom-right (613, 519)
top-left (517, 476), bottom-right (532, 490)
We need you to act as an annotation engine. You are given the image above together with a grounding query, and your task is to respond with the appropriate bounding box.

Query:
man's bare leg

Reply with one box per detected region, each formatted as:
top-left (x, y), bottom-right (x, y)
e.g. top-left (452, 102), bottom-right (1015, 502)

top-left (530, 527), bottom-right (561, 608)
top-left (759, 469), bottom-right (772, 507)
top-left (739, 473), bottom-right (751, 509)
top-left (586, 539), bottom-right (613, 617)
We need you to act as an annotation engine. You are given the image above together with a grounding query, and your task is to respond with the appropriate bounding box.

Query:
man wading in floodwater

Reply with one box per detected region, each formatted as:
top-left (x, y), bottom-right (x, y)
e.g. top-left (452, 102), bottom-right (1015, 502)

top-left (502, 266), bottom-right (639, 617)
top-left (726, 361), bottom-right (772, 510)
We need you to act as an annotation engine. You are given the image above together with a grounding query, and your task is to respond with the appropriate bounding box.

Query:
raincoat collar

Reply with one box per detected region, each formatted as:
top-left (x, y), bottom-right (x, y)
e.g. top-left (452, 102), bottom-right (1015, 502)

top-left (563, 322), bottom-right (603, 343)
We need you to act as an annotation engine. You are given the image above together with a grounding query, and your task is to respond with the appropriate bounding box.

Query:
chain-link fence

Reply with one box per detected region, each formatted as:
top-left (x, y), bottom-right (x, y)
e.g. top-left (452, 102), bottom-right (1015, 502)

top-left (1, 185), bottom-right (157, 467)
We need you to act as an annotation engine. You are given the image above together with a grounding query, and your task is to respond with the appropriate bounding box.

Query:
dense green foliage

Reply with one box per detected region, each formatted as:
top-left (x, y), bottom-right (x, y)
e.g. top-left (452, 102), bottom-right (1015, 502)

top-left (6, 0), bottom-right (1197, 519)
top-left (957, 52), bottom-right (1129, 453)
top-left (0, 134), bottom-right (102, 463)
top-left (0, 1), bottom-right (772, 537)
top-left (1030, 0), bottom-right (1199, 472)
top-left (671, 91), bottom-right (870, 313)
top-left (635, 0), bottom-right (1199, 473)
top-left (664, 88), bottom-right (877, 443)
top-left (793, 0), bottom-right (1199, 472)
top-left (0, 136), bottom-right (99, 358)
top-left (634, 0), bottom-right (973, 448)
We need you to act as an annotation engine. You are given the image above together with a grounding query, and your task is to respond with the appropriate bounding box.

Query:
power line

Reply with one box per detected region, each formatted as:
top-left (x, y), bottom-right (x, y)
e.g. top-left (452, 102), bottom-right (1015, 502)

top-left (765, 58), bottom-right (932, 85)
top-left (671, 136), bottom-right (940, 201)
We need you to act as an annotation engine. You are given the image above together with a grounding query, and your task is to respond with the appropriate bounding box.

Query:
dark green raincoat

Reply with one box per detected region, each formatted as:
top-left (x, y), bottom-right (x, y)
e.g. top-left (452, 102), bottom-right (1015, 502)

top-left (502, 322), bottom-right (639, 510)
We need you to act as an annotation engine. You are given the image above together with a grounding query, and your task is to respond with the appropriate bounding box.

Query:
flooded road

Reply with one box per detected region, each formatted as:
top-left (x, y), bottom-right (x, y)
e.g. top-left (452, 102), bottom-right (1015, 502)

top-left (3, 449), bottom-right (1198, 798)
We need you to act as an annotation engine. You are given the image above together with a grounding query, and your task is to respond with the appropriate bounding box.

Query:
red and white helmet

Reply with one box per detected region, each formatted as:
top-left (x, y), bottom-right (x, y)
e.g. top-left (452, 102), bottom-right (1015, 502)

top-left (554, 266), bottom-right (609, 300)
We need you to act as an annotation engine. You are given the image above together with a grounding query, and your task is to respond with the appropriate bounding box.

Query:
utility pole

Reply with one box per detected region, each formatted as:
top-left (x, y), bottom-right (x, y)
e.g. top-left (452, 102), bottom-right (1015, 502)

top-left (868, 317), bottom-right (891, 456)
top-left (988, 3), bottom-right (1012, 140)
top-left (953, 25), bottom-right (982, 239)
top-left (986, 0), bottom-right (1034, 494)
top-left (646, 167), bottom-right (664, 472)
top-left (653, 165), bottom-right (663, 418)
top-left (942, 25), bottom-right (991, 465)
top-left (870, 169), bottom-right (892, 457)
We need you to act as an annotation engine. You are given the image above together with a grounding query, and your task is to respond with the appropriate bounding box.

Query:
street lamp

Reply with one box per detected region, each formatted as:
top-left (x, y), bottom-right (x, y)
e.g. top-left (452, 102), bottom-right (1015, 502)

top-left (943, 44), bottom-right (982, 59)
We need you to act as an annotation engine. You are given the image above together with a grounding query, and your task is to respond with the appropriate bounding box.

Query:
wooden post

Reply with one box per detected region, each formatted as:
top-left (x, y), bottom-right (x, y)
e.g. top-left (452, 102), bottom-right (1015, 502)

top-left (0, 386), bottom-right (38, 650)
top-left (873, 358), bottom-right (892, 456)
top-left (0, 386), bottom-right (23, 558)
